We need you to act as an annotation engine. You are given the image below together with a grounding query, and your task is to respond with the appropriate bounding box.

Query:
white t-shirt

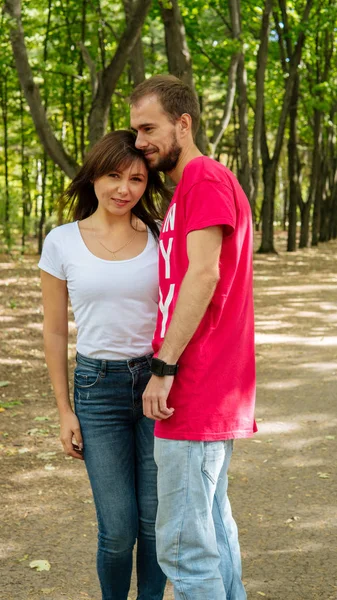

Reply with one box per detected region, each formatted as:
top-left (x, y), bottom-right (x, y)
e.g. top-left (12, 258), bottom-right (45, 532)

top-left (38, 221), bottom-right (159, 360)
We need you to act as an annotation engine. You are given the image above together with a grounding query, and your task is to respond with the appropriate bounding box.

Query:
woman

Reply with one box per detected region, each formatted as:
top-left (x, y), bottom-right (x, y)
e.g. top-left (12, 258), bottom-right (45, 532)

top-left (39, 130), bottom-right (170, 600)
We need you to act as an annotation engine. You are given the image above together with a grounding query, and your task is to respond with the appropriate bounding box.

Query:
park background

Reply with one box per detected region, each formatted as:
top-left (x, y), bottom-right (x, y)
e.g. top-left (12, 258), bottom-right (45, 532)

top-left (1, 1), bottom-right (337, 599)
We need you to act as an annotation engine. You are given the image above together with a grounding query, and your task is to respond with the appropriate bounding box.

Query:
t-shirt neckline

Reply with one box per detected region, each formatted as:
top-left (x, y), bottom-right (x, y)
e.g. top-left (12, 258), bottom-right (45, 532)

top-left (75, 220), bottom-right (151, 264)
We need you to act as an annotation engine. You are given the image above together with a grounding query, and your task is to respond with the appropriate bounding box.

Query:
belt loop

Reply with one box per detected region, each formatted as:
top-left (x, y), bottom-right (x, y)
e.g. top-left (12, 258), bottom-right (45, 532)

top-left (100, 359), bottom-right (107, 377)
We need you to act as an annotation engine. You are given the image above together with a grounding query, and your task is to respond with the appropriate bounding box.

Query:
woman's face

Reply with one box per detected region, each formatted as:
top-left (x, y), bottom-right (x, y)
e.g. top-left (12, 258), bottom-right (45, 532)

top-left (93, 159), bottom-right (148, 216)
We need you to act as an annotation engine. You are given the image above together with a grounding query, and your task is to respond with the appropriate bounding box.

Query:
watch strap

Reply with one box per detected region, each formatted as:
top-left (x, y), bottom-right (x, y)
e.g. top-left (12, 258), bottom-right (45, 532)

top-left (150, 357), bottom-right (179, 377)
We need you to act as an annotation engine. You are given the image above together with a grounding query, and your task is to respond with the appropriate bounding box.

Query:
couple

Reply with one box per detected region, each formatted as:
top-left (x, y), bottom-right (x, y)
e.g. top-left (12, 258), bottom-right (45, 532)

top-left (39, 75), bottom-right (256, 600)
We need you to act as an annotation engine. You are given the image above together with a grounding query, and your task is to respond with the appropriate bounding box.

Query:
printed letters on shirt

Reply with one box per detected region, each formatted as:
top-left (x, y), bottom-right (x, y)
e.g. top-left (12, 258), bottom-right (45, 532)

top-left (158, 204), bottom-right (176, 338)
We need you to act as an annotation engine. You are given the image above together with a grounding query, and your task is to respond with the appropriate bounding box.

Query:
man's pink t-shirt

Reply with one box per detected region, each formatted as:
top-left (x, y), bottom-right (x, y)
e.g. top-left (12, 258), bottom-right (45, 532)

top-left (153, 156), bottom-right (257, 441)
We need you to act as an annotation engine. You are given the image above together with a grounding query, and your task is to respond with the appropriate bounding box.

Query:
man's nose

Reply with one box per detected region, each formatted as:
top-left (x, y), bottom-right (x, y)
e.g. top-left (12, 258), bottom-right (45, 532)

top-left (135, 132), bottom-right (148, 150)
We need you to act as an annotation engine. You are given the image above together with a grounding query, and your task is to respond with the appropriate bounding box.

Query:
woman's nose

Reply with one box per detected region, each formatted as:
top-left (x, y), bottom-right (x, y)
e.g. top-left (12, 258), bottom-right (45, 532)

top-left (117, 181), bottom-right (128, 196)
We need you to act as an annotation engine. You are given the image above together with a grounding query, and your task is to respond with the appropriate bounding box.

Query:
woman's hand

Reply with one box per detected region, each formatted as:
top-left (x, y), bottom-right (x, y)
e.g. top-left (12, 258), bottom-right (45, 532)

top-left (60, 410), bottom-right (84, 460)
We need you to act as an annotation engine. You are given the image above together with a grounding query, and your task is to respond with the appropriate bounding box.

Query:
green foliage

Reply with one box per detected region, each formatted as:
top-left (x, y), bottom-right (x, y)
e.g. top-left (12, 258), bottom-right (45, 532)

top-left (1, 0), bottom-right (337, 253)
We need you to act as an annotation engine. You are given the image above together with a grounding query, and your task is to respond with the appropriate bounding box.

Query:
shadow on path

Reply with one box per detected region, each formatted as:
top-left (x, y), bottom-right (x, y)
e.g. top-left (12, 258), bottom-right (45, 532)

top-left (1, 241), bottom-right (336, 600)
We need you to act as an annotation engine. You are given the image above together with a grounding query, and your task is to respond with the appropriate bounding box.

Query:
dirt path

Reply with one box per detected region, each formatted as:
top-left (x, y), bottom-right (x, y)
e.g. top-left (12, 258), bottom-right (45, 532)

top-left (1, 239), bottom-right (337, 600)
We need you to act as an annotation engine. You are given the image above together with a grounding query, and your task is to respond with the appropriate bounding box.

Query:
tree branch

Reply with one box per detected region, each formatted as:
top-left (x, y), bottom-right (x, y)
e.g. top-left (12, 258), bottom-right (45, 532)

top-left (78, 42), bottom-right (99, 98)
top-left (88, 0), bottom-right (152, 146)
top-left (4, 0), bottom-right (79, 179)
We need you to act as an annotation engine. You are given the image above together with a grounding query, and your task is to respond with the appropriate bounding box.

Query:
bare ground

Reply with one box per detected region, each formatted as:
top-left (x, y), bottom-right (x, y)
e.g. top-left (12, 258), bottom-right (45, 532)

top-left (1, 236), bottom-right (337, 600)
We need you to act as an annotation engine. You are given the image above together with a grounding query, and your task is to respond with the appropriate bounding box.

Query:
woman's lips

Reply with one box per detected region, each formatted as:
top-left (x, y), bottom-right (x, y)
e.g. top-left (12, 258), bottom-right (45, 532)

top-left (111, 198), bottom-right (130, 206)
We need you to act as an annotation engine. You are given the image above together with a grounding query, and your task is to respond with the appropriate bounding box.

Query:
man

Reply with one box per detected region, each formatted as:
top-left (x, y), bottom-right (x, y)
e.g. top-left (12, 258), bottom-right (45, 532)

top-left (130, 75), bottom-right (256, 600)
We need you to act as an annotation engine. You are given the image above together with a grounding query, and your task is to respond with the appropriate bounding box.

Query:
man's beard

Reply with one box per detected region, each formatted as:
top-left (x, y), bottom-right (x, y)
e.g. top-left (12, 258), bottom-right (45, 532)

top-left (151, 133), bottom-right (182, 172)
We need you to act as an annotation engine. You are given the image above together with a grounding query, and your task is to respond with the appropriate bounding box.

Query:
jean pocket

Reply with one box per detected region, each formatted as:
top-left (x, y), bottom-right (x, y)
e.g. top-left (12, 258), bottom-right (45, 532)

top-left (74, 369), bottom-right (100, 389)
top-left (201, 441), bottom-right (225, 484)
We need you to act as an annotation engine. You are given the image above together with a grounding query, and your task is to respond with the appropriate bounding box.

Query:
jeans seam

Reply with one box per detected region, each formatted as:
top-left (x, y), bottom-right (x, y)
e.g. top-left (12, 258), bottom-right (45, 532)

top-left (174, 442), bottom-right (191, 600)
top-left (213, 442), bottom-right (235, 598)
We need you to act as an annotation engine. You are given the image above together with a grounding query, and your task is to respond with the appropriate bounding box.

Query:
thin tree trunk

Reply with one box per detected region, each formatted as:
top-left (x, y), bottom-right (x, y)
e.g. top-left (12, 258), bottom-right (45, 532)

top-left (287, 74), bottom-right (299, 251)
top-left (328, 108), bottom-right (337, 239)
top-left (258, 0), bottom-right (313, 253)
top-left (123, 0), bottom-right (145, 85)
top-left (330, 177), bottom-right (337, 240)
top-left (282, 179), bottom-right (288, 232)
top-left (318, 159), bottom-right (328, 243)
top-left (20, 91), bottom-right (31, 253)
top-left (4, 0), bottom-right (79, 178)
top-left (5, 0), bottom-right (151, 172)
top-left (299, 201), bottom-right (311, 248)
top-left (251, 0), bottom-right (273, 218)
top-left (210, 0), bottom-right (240, 159)
top-left (88, 0), bottom-right (152, 146)
top-left (236, 54), bottom-right (253, 201)
top-left (258, 159), bottom-right (277, 253)
top-left (311, 110), bottom-right (322, 246)
top-left (0, 75), bottom-right (11, 250)
top-left (38, 152), bottom-right (47, 254)
top-left (79, 0), bottom-right (86, 160)
top-left (159, 0), bottom-right (208, 154)
top-left (211, 55), bottom-right (240, 157)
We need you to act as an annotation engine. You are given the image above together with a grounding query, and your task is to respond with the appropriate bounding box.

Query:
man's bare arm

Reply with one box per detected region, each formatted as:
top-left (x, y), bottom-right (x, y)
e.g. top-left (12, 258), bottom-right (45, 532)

top-left (143, 225), bottom-right (223, 420)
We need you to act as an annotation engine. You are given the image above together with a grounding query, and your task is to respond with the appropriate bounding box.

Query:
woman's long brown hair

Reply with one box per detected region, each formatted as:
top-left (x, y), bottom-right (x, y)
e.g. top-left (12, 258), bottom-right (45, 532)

top-left (64, 130), bottom-right (171, 239)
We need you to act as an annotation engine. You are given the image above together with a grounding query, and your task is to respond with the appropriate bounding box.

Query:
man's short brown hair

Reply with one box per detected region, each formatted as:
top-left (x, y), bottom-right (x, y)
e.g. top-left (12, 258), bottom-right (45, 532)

top-left (130, 75), bottom-right (200, 139)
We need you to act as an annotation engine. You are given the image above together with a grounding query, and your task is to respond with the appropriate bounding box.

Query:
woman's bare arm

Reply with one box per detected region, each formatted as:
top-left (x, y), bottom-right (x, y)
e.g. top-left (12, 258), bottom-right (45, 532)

top-left (40, 270), bottom-right (83, 459)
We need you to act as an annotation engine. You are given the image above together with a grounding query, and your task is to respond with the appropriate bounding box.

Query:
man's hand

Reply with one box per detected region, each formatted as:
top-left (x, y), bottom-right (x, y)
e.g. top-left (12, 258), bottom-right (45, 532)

top-left (142, 375), bottom-right (175, 420)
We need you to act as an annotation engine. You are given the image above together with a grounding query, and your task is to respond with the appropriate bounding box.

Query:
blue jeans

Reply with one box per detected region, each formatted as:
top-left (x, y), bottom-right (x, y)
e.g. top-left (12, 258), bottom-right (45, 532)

top-left (154, 438), bottom-right (246, 600)
top-left (74, 352), bottom-right (166, 600)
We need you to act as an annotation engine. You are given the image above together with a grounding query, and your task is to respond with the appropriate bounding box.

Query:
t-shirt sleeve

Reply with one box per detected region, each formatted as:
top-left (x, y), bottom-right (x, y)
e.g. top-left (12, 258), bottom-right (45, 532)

top-left (38, 229), bottom-right (66, 280)
top-left (184, 180), bottom-right (236, 236)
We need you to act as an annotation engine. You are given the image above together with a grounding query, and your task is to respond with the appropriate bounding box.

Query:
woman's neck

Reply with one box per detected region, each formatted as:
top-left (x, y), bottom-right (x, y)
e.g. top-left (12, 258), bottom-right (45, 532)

top-left (92, 207), bottom-right (134, 232)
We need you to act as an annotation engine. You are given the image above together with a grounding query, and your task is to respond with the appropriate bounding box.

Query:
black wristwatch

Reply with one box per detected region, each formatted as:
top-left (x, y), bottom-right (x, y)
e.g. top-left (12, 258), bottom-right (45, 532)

top-left (150, 357), bottom-right (179, 377)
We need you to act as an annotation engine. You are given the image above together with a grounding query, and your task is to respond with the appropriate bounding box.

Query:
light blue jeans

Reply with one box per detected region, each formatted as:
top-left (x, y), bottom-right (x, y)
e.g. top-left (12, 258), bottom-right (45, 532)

top-left (154, 438), bottom-right (246, 600)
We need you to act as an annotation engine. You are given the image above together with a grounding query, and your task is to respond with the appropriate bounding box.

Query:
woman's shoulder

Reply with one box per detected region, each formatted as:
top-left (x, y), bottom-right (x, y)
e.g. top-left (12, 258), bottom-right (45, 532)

top-left (44, 221), bottom-right (78, 243)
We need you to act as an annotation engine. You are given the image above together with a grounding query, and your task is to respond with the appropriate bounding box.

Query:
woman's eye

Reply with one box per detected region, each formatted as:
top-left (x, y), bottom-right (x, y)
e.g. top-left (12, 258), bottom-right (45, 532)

top-left (108, 173), bottom-right (119, 178)
top-left (131, 177), bottom-right (142, 182)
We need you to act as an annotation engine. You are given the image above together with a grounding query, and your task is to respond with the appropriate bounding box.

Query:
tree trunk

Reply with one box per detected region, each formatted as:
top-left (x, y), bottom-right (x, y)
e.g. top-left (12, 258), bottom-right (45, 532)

top-left (123, 0), bottom-right (145, 86)
top-left (251, 0), bottom-right (273, 219)
top-left (5, 0), bottom-right (151, 172)
top-left (318, 167), bottom-right (328, 242)
top-left (311, 110), bottom-right (323, 246)
top-left (38, 152), bottom-right (47, 254)
top-left (58, 173), bottom-right (66, 226)
top-left (159, 0), bottom-right (193, 85)
top-left (0, 75), bottom-right (11, 251)
top-left (299, 201), bottom-right (311, 248)
top-left (88, 0), bottom-right (152, 147)
top-left (79, 0), bottom-right (87, 160)
top-left (211, 52), bottom-right (240, 158)
top-left (20, 91), bottom-right (30, 253)
top-left (287, 74), bottom-right (300, 252)
top-left (311, 189), bottom-right (321, 246)
top-left (4, 0), bottom-right (79, 179)
top-left (330, 182), bottom-right (337, 239)
top-left (210, 0), bottom-right (241, 160)
top-left (258, 0), bottom-right (313, 253)
top-left (258, 160), bottom-right (277, 253)
top-left (159, 0), bottom-right (208, 154)
top-left (236, 54), bottom-right (253, 202)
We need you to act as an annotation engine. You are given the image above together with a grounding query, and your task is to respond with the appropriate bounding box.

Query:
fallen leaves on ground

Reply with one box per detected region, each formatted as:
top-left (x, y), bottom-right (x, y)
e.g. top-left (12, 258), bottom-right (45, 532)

top-left (29, 559), bottom-right (51, 572)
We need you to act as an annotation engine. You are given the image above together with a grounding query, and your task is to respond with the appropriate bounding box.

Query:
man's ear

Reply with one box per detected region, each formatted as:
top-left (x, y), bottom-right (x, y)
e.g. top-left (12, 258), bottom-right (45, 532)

top-left (178, 113), bottom-right (193, 138)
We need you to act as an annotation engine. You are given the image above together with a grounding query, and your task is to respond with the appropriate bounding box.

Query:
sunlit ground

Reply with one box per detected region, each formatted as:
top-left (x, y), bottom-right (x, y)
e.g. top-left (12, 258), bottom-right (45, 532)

top-left (1, 236), bottom-right (337, 599)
